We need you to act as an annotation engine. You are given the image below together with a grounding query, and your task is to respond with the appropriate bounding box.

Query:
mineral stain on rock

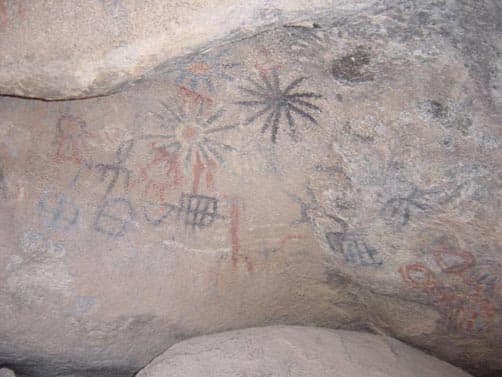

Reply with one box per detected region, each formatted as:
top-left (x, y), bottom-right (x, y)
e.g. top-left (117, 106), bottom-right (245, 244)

top-left (418, 99), bottom-right (473, 135)
top-left (420, 100), bottom-right (449, 120)
top-left (331, 46), bottom-right (374, 83)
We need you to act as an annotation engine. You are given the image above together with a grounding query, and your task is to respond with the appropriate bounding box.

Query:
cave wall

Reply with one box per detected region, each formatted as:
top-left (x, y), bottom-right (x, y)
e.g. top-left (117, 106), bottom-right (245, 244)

top-left (0, 1), bottom-right (501, 376)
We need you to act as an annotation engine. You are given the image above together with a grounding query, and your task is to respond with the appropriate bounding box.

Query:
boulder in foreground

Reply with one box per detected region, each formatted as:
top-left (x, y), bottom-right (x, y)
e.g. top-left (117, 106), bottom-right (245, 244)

top-left (137, 326), bottom-right (472, 377)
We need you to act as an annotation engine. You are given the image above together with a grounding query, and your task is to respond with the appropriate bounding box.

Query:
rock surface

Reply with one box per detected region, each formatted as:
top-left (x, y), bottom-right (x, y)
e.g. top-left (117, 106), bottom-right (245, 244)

top-left (136, 326), bottom-right (473, 377)
top-left (0, 0), bottom-right (372, 100)
top-left (0, 1), bottom-right (501, 377)
top-left (0, 369), bottom-right (16, 377)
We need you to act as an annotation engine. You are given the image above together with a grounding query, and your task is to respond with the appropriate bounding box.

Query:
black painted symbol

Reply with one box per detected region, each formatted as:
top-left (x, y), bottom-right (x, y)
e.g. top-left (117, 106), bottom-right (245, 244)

top-left (237, 71), bottom-right (322, 143)
top-left (326, 232), bottom-right (382, 266)
top-left (382, 196), bottom-right (424, 226)
top-left (178, 193), bottom-right (220, 230)
top-left (95, 139), bottom-right (133, 196)
top-left (94, 197), bottom-right (134, 237)
top-left (287, 185), bottom-right (348, 230)
top-left (381, 187), bottom-right (455, 226)
top-left (143, 202), bottom-right (177, 226)
top-left (142, 193), bottom-right (223, 230)
top-left (38, 192), bottom-right (79, 230)
top-left (95, 163), bottom-right (131, 196)
top-left (285, 23), bottom-right (327, 51)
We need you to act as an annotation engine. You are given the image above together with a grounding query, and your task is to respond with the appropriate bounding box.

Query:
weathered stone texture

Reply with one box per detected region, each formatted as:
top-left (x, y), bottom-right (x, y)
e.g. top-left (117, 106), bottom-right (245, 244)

top-left (137, 326), bottom-right (473, 377)
top-left (0, 369), bottom-right (16, 377)
top-left (0, 0), bottom-right (373, 100)
top-left (0, 1), bottom-right (500, 377)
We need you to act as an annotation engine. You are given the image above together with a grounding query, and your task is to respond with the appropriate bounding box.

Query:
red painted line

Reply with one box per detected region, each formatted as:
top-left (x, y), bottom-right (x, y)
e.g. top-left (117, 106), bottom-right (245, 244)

top-left (178, 85), bottom-right (214, 106)
top-left (205, 157), bottom-right (217, 190)
top-left (278, 234), bottom-right (306, 250)
top-left (230, 201), bottom-right (240, 268)
top-left (0, 1), bottom-right (7, 27)
top-left (399, 263), bottom-right (436, 289)
top-left (226, 198), bottom-right (253, 272)
top-left (192, 150), bottom-right (204, 194)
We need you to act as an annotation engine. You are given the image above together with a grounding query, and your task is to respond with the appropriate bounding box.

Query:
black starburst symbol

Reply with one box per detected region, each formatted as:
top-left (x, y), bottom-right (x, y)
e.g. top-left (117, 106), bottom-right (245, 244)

top-left (237, 72), bottom-right (322, 143)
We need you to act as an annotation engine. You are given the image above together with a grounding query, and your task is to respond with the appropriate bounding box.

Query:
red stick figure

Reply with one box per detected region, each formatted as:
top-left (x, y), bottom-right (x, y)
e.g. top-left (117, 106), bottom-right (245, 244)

top-left (253, 46), bottom-right (283, 74)
top-left (191, 150), bottom-right (217, 194)
top-left (137, 143), bottom-right (183, 202)
top-left (179, 85), bottom-right (214, 109)
top-left (54, 115), bottom-right (90, 164)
